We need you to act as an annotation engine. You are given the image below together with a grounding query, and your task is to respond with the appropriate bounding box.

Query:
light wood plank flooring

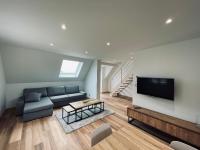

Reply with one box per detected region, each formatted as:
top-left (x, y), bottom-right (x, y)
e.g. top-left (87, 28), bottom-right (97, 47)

top-left (0, 94), bottom-right (168, 150)
top-left (100, 93), bottom-right (132, 120)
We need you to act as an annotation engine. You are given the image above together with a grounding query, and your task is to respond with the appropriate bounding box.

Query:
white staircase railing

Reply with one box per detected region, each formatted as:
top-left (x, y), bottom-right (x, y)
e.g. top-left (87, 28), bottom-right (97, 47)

top-left (110, 60), bottom-right (134, 93)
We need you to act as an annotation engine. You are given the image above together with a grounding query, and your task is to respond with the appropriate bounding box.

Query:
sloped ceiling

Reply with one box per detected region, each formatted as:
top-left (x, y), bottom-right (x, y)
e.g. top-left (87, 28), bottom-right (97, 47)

top-left (0, 0), bottom-right (200, 62)
top-left (0, 44), bottom-right (93, 83)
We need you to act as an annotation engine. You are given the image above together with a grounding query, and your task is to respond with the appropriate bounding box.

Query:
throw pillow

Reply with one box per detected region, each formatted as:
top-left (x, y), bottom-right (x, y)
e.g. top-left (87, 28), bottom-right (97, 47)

top-left (25, 92), bottom-right (42, 102)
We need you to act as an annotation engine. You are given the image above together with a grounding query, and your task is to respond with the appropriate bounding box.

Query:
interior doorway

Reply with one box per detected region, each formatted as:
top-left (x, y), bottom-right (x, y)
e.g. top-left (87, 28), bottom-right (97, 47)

top-left (100, 64), bottom-right (113, 94)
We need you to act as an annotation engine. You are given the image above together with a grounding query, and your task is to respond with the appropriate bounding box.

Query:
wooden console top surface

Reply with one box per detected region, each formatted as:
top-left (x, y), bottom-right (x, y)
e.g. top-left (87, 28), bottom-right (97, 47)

top-left (128, 105), bottom-right (200, 134)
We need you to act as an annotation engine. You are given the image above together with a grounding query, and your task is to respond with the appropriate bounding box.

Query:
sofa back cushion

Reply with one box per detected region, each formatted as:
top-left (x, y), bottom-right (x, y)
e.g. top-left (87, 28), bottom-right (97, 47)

top-left (23, 87), bottom-right (47, 97)
top-left (65, 86), bottom-right (79, 94)
top-left (47, 86), bottom-right (66, 96)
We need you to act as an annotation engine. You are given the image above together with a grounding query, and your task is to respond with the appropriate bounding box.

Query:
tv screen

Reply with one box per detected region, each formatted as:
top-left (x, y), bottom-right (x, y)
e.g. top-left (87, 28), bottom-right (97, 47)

top-left (137, 77), bottom-right (174, 100)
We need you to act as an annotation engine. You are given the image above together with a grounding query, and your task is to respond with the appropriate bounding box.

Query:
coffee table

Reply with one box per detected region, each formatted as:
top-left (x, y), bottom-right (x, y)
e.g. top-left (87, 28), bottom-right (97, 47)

top-left (62, 99), bottom-right (104, 124)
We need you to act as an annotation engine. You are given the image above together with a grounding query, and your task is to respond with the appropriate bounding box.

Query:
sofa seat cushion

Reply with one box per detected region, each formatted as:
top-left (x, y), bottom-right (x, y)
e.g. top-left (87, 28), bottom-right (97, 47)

top-left (24, 97), bottom-right (53, 113)
top-left (47, 86), bottom-right (66, 96)
top-left (68, 92), bottom-right (86, 99)
top-left (49, 95), bottom-right (68, 103)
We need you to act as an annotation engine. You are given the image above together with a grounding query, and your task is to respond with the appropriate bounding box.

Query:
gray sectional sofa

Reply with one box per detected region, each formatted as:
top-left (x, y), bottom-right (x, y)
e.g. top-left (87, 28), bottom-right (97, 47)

top-left (16, 85), bottom-right (87, 121)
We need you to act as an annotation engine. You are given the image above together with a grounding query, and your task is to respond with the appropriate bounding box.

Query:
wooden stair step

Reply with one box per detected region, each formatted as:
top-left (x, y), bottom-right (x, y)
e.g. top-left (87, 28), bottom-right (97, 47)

top-left (120, 87), bottom-right (126, 89)
top-left (119, 87), bottom-right (125, 89)
top-left (127, 79), bottom-right (133, 81)
top-left (119, 86), bottom-right (126, 88)
top-left (123, 82), bottom-right (130, 84)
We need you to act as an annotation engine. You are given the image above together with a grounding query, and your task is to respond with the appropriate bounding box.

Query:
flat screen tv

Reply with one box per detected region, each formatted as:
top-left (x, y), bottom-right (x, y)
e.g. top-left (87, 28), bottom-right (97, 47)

top-left (137, 77), bottom-right (174, 100)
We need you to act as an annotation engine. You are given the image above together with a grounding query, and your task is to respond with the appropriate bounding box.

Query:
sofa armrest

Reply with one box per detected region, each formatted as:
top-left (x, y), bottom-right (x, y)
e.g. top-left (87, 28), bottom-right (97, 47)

top-left (80, 91), bottom-right (86, 94)
top-left (16, 97), bottom-right (25, 116)
top-left (80, 91), bottom-right (87, 98)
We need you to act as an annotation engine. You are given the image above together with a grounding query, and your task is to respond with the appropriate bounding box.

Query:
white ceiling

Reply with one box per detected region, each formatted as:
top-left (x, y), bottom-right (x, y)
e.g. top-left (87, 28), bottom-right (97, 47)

top-left (0, 0), bottom-right (200, 61)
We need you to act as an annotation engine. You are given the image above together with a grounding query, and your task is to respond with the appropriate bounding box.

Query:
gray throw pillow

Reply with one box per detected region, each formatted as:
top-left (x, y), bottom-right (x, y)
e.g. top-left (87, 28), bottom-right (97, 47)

top-left (25, 92), bottom-right (42, 102)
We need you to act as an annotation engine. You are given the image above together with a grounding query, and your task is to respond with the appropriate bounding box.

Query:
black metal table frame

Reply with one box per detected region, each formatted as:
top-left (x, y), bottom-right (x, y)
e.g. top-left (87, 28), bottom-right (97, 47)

top-left (62, 102), bottom-right (104, 124)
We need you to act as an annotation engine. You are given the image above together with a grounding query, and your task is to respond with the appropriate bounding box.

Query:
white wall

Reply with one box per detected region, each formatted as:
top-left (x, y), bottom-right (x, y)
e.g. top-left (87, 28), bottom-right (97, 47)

top-left (84, 60), bottom-right (98, 98)
top-left (5, 81), bottom-right (84, 108)
top-left (0, 51), bottom-right (6, 116)
top-left (0, 44), bottom-right (93, 83)
top-left (132, 37), bottom-right (200, 123)
top-left (84, 60), bottom-right (101, 99)
top-left (97, 60), bottom-right (101, 99)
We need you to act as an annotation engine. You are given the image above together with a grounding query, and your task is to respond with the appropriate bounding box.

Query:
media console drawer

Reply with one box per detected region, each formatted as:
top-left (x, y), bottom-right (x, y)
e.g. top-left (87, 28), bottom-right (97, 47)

top-left (127, 106), bottom-right (200, 148)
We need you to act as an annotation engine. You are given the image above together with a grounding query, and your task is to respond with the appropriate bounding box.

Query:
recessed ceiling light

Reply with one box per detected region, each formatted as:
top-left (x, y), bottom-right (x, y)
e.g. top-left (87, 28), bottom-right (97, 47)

top-left (85, 51), bottom-right (88, 54)
top-left (61, 24), bottom-right (67, 30)
top-left (165, 18), bottom-right (173, 24)
top-left (106, 42), bottom-right (111, 46)
top-left (50, 43), bottom-right (54, 46)
top-left (130, 56), bottom-right (134, 60)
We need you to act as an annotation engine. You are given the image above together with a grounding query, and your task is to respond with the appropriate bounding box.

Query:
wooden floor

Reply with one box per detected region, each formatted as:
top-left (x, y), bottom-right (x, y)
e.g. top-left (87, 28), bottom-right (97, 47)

top-left (0, 94), bottom-right (168, 150)
top-left (100, 93), bottom-right (132, 120)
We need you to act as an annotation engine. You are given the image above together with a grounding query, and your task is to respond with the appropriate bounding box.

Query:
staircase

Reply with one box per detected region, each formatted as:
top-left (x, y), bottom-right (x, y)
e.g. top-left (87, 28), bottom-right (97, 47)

top-left (110, 60), bottom-right (134, 97)
top-left (112, 76), bottom-right (133, 96)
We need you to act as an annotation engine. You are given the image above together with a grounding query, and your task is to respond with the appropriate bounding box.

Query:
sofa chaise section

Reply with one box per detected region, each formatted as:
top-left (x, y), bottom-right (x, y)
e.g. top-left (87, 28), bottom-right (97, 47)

top-left (23, 97), bottom-right (53, 121)
top-left (22, 87), bottom-right (54, 121)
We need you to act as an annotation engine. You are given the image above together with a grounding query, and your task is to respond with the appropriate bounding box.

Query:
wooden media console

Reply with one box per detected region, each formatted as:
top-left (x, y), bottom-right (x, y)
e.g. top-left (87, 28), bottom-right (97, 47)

top-left (127, 106), bottom-right (200, 148)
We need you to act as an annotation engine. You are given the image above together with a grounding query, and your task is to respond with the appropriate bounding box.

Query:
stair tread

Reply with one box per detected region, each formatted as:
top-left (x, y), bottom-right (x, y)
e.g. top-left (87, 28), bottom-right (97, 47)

top-left (123, 82), bottom-right (130, 84)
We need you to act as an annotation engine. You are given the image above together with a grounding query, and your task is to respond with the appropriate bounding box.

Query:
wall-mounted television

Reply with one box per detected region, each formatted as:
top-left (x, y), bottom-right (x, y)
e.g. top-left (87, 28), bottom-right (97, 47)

top-left (137, 77), bottom-right (174, 100)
